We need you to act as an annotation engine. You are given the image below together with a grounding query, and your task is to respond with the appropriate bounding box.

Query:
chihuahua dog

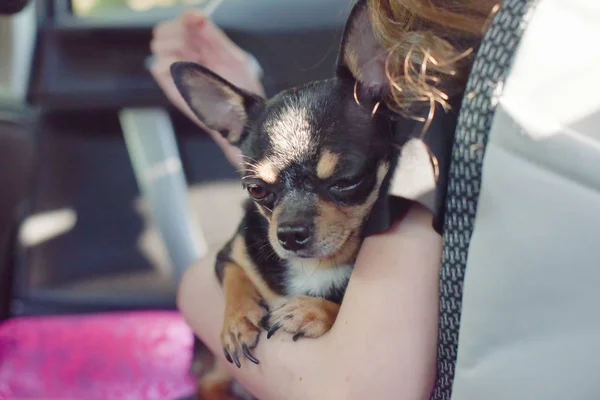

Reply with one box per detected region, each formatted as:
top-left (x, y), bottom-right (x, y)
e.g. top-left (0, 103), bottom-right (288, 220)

top-left (171, 1), bottom-right (400, 398)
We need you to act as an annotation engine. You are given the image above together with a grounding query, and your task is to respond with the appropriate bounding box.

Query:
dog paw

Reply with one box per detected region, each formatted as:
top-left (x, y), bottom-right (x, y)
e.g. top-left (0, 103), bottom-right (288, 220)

top-left (221, 298), bottom-right (269, 368)
top-left (261, 296), bottom-right (340, 341)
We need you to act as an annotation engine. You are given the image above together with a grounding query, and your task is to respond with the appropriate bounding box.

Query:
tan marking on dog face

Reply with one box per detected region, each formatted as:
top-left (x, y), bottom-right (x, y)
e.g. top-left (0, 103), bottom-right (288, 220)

top-left (316, 150), bottom-right (340, 180)
top-left (230, 235), bottom-right (281, 302)
top-left (254, 161), bottom-right (278, 184)
top-left (266, 205), bottom-right (285, 257)
top-left (312, 162), bottom-right (390, 260)
top-left (254, 202), bottom-right (270, 221)
top-left (265, 162), bottom-right (389, 262)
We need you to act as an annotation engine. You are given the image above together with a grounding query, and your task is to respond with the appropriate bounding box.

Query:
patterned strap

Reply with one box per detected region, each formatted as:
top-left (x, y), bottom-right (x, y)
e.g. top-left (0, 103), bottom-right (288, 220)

top-left (431, 0), bottom-right (539, 398)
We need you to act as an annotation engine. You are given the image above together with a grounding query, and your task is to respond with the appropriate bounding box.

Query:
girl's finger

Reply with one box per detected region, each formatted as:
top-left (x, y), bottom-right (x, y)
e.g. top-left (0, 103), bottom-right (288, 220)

top-left (181, 9), bottom-right (209, 30)
top-left (150, 37), bottom-right (185, 57)
top-left (152, 18), bottom-right (183, 41)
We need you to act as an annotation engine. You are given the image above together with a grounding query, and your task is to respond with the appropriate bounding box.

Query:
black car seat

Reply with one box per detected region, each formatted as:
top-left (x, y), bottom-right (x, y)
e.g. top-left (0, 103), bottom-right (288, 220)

top-left (0, 0), bottom-right (35, 320)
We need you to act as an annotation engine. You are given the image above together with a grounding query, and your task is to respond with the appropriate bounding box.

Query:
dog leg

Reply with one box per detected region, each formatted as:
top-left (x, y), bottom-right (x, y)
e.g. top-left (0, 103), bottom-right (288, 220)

top-left (262, 296), bottom-right (340, 341)
top-left (196, 262), bottom-right (267, 400)
top-left (220, 262), bottom-right (269, 367)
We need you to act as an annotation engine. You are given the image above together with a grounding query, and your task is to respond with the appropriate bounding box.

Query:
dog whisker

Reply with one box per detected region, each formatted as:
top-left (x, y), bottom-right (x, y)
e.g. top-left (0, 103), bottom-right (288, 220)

top-left (256, 241), bottom-right (273, 252)
top-left (239, 163), bottom-right (258, 171)
top-left (244, 166), bottom-right (259, 174)
top-left (268, 251), bottom-right (279, 261)
top-left (239, 155), bottom-right (259, 162)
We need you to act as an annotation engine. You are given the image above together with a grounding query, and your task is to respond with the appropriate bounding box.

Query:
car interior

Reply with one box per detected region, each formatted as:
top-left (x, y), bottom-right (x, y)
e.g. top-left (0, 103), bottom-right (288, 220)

top-left (0, 0), bottom-right (351, 398)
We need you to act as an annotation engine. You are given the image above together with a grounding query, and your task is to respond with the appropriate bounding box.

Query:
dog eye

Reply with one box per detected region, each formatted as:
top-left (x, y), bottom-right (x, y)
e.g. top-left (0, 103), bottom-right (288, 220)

top-left (247, 184), bottom-right (270, 200)
top-left (331, 177), bottom-right (363, 192)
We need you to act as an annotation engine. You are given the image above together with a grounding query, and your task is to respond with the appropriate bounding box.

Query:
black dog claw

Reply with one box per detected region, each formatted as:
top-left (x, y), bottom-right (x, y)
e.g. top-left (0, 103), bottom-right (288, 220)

top-left (224, 348), bottom-right (233, 364)
top-left (242, 344), bottom-right (260, 365)
top-left (260, 313), bottom-right (271, 330)
top-left (267, 324), bottom-right (281, 339)
top-left (292, 332), bottom-right (304, 342)
top-left (233, 351), bottom-right (241, 368)
top-left (259, 299), bottom-right (269, 311)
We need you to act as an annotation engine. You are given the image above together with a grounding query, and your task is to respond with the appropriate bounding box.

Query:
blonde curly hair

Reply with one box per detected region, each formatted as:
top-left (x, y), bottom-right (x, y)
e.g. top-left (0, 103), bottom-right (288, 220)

top-left (368, 0), bottom-right (500, 126)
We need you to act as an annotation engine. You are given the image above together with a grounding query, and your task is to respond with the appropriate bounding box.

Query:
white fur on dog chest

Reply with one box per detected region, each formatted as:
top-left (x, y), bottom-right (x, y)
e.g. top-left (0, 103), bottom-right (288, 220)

top-left (285, 261), bottom-right (353, 298)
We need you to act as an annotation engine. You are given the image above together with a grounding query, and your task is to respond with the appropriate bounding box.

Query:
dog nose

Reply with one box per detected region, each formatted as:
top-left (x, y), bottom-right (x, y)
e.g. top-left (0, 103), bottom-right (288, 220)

top-left (277, 223), bottom-right (312, 251)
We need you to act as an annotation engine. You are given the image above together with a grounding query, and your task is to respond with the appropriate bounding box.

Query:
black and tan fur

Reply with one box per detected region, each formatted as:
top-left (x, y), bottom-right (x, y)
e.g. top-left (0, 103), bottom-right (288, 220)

top-left (171, 1), bottom-right (399, 398)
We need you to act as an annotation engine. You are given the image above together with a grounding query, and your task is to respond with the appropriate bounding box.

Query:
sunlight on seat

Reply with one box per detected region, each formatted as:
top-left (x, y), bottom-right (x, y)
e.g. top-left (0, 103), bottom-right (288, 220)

top-left (19, 208), bottom-right (77, 247)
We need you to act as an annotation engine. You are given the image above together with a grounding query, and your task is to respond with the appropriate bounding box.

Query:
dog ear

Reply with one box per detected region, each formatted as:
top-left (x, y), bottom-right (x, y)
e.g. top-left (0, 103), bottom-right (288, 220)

top-left (170, 62), bottom-right (264, 145)
top-left (336, 0), bottom-right (387, 98)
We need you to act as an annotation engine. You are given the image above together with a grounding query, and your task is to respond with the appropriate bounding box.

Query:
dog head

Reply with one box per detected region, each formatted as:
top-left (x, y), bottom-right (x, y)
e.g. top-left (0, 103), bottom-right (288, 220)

top-left (171, 1), bottom-right (394, 263)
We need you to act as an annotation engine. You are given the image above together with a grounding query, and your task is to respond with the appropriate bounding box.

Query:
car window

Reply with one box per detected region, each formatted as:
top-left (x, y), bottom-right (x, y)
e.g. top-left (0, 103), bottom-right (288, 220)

top-left (71, 0), bottom-right (207, 18)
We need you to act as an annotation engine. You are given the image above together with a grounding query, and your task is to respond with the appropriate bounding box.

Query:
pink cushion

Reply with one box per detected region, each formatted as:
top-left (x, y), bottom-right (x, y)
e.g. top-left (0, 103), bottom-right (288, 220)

top-left (0, 311), bottom-right (196, 399)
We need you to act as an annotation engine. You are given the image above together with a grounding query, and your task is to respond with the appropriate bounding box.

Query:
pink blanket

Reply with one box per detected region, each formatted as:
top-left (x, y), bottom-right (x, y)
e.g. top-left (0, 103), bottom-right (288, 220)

top-left (0, 311), bottom-right (196, 399)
